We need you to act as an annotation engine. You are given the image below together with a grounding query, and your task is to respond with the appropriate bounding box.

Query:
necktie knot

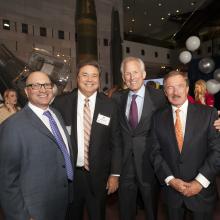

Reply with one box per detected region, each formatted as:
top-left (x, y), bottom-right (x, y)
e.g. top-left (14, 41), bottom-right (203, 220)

top-left (132, 94), bottom-right (137, 101)
top-left (175, 108), bottom-right (181, 114)
top-left (84, 98), bottom-right (90, 107)
top-left (43, 110), bottom-right (52, 118)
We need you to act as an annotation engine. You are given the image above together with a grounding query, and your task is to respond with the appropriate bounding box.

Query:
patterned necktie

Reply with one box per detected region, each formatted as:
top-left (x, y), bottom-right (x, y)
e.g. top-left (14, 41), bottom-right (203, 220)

top-left (129, 94), bottom-right (138, 129)
top-left (175, 109), bottom-right (183, 153)
top-left (43, 111), bottom-right (73, 180)
top-left (83, 98), bottom-right (91, 171)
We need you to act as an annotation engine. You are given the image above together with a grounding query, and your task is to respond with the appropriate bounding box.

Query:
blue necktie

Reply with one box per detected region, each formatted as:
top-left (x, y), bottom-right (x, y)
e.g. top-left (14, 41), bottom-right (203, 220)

top-left (43, 111), bottom-right (73, 181)
top-left (129, 94), bottom-right (138, 129)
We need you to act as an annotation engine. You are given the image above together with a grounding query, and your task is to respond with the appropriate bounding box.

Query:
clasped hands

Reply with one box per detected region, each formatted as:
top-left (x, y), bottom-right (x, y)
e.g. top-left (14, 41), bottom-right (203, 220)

top-left (169, 178), bottom-right (203, 197)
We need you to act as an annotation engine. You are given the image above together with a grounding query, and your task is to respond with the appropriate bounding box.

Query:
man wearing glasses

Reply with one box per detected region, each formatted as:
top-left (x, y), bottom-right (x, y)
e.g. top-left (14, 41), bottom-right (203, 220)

top-left (0, 71), bottom-right (74, 220)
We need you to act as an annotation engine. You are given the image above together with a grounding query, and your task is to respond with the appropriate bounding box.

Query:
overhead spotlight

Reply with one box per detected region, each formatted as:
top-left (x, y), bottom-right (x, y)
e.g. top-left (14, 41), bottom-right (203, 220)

top-left (148, 23), bottom-right (152, 27)
top-left (176, 9), bottom-right (180, 13)
top-left (129, 29), bottom-right (133, 33)
top-left (190, 2), bottom-right (195, 6)
top-left (168, 12), bottom-right (171, 16)
top-left (161, 17), bottom-right (165, 20)
top-left (126, 6), bottom-right (130, 10)
top-left (131, 18), bottom-right (135, 22)
top-left (158, 2), bottom-right (162, 7)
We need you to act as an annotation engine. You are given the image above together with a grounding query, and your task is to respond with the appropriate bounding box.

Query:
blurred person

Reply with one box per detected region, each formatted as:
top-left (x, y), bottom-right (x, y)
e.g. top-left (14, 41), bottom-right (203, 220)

top-left (53, 60), bottom-right (121, 220)
top-left (194, 79), bottom-right (214, 107)
top-left (150, 71), bottom-right (220, 220)
top-left (115, 56), bottom-right (167, 220)
top-left (0, 89), bottom-right (20, 123)
top-left (0, 71), bottom-right (74, 220)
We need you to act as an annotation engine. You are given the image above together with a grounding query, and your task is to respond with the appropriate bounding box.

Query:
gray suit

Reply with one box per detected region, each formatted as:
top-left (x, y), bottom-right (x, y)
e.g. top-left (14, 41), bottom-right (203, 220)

top-left (0, 105), bottom-right (74, 220)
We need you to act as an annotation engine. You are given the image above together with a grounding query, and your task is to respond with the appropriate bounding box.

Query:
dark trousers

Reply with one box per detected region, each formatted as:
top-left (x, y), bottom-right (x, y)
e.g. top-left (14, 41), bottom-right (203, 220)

top-left (69, 168), bottom-right (106, 220)
top-left (167, 205), bottom-right (214, 220)
top-left (119, 154), bottom-right (159, 220)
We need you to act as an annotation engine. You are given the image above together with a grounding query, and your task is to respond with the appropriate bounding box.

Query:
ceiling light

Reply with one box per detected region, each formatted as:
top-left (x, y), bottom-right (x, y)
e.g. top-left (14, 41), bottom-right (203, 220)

top-left (131, 18), bottom-right (135, 22)
top-left (161, 17), bottom-right (165, 20)
top-left (176, 9), bottom-right (180, 13)
top-left (126, 6), bottom-right (130, 10)
top-left (190, 2), bottom-right (195, 6)
top-left (148, 23), bottom-right (152, 27)
top-left (168, 12), bottom-right (171, 16)
top-left (158, 2), bottom-right (162, 7)
top-left (129, 29), bottom-right (133, 33)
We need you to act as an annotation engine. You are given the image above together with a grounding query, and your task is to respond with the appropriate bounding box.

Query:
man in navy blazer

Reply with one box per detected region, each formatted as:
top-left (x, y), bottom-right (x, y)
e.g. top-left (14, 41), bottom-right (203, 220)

top-left (150, 70), bottom-right (220, 220)
top-left (53, 60), bottom-right (121, 220)
top-left (0, 72), bottom-right (74, 220)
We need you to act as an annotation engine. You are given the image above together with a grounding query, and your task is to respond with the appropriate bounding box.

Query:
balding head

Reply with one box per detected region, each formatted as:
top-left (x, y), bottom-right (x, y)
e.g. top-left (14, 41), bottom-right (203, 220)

top-left (25, 71), bottom-right (54, 110)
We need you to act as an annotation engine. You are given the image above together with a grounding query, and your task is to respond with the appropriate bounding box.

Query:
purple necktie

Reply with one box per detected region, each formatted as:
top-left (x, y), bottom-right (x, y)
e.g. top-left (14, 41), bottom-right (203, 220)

top-left (43, 111), bottom-right (73, 181)
top-left (129, 94), bottom-right (138, 129)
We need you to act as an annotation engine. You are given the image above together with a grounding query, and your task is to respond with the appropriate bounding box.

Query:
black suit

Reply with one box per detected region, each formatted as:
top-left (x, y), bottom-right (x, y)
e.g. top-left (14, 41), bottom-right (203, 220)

top-left (113, 86), bottom-right (167, 220)
top-left (53, 90), bottom-right (121, 220)
top-left (150, 103), bottom-right (220, 219)
top-left (0, 105), bottom-right (74, 220)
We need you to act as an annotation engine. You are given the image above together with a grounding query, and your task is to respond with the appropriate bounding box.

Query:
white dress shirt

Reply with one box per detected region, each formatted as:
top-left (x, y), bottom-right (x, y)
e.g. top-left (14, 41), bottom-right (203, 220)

top-left (165, 100), bottom-right (210, 188)
top-left (76, 90), bottom-right (96, 167)
top-left (28, 102), bottom-right (70, 154)
top-left (126, 84), bottom-right (145, 122)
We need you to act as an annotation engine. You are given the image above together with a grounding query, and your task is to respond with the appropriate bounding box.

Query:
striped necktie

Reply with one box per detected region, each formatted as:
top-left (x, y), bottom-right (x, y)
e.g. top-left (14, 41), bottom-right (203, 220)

top-left (83, 98), bottom-right (91, 171)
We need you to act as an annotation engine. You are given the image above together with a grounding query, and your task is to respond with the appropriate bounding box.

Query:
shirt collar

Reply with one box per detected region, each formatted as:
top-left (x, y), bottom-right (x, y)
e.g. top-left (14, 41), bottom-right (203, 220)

top-left (172, 99), bottom-right (188, 114)
top-left (129, 84), bottom-right (145, 99)
top-left (78, 89), bottom-right (97, 104)
top-left (28, 102), bottom-right (50, 116)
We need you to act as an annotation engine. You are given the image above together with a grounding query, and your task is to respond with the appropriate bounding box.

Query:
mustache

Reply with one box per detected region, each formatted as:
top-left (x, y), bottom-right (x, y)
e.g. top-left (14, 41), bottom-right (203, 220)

top-left (172, 95), bottom-right (181, 98)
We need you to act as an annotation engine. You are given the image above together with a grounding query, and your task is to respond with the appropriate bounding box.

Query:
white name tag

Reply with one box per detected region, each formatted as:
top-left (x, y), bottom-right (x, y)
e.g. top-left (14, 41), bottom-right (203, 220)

top-left (96, 113), bottom-right (110, 126)
top-left (66, 126), bottom-right (71, 135)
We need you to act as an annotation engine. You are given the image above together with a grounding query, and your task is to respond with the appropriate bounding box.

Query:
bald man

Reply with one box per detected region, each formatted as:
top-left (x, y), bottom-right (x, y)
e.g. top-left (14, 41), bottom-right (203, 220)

top-left (0, 72), bottom-right (74, 220)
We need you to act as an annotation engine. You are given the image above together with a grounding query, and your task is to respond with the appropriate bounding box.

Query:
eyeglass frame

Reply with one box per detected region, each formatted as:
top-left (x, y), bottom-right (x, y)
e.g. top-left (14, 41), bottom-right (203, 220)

top-left (26, 83), bottom-right (54, 90)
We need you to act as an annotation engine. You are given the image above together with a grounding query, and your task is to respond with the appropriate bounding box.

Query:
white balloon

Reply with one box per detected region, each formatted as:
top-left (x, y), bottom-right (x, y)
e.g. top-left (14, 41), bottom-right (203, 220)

top-left (206, 79), bottom-right (220, 94)
top-left (186, 36), bottom-right (200, 52)
top-left (179, 51), bottom-right (192, 64)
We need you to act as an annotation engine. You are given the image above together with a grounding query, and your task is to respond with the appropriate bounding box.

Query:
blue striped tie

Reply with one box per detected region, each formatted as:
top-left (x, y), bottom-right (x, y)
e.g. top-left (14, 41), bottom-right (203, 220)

top-left (43, 110), bottom-right (73, 181)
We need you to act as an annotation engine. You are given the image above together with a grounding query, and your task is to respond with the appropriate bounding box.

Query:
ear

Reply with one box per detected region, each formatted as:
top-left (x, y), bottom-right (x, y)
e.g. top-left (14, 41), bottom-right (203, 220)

top-left (24, 87), bottom-right (28, 97)
top-left (143, 71), bottom-right (146, 79)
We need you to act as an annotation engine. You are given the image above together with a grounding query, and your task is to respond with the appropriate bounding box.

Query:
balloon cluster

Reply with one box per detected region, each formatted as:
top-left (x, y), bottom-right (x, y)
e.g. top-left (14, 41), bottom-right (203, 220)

top-left (179, 36), bottom-right (220, 94)
top-left (179, 36), bottom-right (200, 64)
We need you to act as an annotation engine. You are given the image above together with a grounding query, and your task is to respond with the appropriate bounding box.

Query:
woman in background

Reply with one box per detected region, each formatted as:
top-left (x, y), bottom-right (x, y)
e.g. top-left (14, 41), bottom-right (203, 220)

top-left (0, 89), bottom-right (20, 123)
top-left (194, 79), bottom-right (214, 107)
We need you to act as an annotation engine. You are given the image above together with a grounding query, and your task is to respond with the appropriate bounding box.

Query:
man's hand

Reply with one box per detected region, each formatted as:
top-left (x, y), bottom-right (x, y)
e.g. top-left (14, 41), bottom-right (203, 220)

top-left (106, 176), bottom-right (119, 195)
top-left (213, 111), bottom-right (220, 130)
top-left (169, 178), bottom-right (190, 193)
top-left (182, 180), bottom-right (202, 197)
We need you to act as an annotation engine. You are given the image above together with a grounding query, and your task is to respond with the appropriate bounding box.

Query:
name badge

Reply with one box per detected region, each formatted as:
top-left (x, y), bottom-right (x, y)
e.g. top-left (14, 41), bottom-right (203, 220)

top-left (96, 113), bottom-right (110, 126)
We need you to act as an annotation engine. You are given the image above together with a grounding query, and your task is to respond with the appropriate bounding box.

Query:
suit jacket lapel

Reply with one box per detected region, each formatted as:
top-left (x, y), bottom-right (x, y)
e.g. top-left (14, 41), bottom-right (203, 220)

top-left (181, 103), bottom-right (196, 155)
top-left (24, 105), bottom-right (56, 143)
top-left (136, 86), bottom-right (155, 130)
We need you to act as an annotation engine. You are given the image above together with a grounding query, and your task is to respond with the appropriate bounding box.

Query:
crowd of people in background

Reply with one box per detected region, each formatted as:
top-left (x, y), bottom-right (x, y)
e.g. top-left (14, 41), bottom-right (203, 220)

top-left (1, 56), bottom-right (220, 220)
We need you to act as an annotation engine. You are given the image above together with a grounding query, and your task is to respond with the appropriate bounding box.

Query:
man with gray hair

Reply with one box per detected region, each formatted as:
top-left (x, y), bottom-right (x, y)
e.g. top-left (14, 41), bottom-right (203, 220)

top-left (115, 56), bottom-right (167, 220)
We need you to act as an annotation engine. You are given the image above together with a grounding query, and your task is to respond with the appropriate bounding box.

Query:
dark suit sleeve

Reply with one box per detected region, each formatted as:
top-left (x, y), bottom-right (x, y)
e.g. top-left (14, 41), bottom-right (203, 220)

top-left (0, 122), bottom-right (31, 220)
top-left (198, 108), bottom-right (220, 181)
top-left (150, 113), bottom-right (173, 185)
top-left (109, 100), bottom-right (122, 174)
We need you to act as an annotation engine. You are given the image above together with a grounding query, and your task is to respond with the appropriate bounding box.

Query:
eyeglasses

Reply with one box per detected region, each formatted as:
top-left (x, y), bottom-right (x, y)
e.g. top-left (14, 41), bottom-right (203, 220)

top-left (26, 83), bottom-right (53, 90)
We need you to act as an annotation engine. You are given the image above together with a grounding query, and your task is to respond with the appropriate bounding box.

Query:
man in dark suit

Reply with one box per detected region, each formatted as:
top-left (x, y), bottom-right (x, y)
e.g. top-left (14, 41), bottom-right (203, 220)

top-left (116, 56), bottom-right (167, 220)
top-left (0, 71), bottom-right (74, 220)
top-left (150, 70), bottom-right (220, 220)
top-left (53, 60), bottom-right (121, 220)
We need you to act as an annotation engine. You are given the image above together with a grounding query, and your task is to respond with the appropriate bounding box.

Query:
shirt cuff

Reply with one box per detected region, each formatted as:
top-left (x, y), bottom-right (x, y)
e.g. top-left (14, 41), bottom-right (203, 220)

top-left (195, 173), bottom-right (210, 188)
top-left (165, 175), bottom-right (175, 186)
top-left (111, 174), bottom-right (120, 177)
